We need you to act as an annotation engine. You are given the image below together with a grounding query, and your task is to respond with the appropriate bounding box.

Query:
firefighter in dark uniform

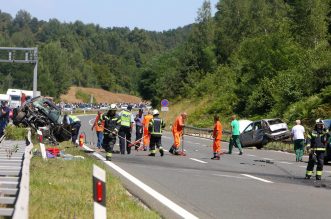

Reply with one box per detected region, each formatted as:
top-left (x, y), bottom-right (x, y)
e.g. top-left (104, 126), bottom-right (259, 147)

top-left (119, 105), bottom-right (134, 154)
top-left (99, 104), bottom-right (121, 161)
top-left (305, 119), bottom-right (330, 180)
top-left (148, 109), bottom-right (165, 157)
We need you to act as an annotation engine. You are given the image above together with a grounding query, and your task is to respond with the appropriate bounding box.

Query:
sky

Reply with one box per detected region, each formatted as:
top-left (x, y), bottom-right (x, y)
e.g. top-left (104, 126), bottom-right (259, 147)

top-left (0, 0), bottom-right (219, 31)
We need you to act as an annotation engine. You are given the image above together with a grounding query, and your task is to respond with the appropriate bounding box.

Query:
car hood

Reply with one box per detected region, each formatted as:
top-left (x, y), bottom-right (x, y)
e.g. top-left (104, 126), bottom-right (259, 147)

top-left (269, 123), bottom-right (288, 132)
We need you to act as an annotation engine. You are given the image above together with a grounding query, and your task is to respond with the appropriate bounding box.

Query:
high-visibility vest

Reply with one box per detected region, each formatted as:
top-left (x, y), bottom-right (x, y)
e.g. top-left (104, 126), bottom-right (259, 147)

top-left (149, 118), bottom-right (164, 136)
top-left (120, 110), bottom-right (131, 127)
top-left (69, 115), bottom-right (80, 123)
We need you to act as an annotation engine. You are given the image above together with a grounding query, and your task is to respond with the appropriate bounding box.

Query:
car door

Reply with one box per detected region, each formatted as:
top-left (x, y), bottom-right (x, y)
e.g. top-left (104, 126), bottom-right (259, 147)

top-left (251, 121), bottom-right (264, 145)
top-left (240, 123), bottom-right (254, 147)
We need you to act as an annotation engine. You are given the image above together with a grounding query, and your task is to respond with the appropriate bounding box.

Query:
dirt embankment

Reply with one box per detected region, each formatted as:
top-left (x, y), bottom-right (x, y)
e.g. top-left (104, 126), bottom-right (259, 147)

top-left (60, 86), bottom-right (141, 103)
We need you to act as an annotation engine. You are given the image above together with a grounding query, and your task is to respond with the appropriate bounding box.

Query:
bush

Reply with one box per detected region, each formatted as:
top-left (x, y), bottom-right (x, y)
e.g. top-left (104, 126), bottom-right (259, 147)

top-left (5, 125), bottom-right (28, 140)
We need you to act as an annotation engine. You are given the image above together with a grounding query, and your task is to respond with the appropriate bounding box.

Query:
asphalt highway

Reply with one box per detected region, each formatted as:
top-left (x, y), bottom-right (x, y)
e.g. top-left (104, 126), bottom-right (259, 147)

top-left (79, 115), bottom-right (331, 219)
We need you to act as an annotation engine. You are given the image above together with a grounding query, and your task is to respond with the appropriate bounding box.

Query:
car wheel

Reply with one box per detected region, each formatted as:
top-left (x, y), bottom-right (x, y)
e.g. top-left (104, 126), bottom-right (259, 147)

top-left (13, 111), bottom-right (26, 125)
top-left (256, 144), bottom-right (263, 149)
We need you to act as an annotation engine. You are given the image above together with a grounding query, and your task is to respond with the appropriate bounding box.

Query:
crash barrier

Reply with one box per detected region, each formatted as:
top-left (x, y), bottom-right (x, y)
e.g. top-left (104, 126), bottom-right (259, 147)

top-left (0, 129), bottom-right (32, 218)
top-left (184, 125), bottom-right (232, 142)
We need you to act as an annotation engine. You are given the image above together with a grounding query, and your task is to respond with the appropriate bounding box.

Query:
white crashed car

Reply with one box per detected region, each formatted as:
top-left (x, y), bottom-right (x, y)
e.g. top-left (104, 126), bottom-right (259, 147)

top-left (239, 118), bottom-right (291, 149)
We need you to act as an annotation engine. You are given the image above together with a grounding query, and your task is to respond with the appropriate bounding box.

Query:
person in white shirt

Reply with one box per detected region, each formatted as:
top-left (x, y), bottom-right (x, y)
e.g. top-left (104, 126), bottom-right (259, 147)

top-left (291, 120), bottom-right (305, 162)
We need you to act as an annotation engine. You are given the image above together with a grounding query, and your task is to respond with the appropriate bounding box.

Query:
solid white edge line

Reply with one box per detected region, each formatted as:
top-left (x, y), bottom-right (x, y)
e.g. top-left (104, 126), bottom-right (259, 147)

top-left (87, 146), bottom-right (199, 219)
top-left (190, 158), bottom-right (207, 164)
top-left (241, 174), bottom-right (274, 183)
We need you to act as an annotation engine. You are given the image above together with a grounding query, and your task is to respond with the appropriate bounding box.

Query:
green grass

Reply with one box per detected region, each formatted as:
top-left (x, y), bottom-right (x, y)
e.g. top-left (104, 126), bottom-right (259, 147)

top-left (30, 142), bottom-right (159, 219)
top-left (4, 125), bottom-right (28, 140)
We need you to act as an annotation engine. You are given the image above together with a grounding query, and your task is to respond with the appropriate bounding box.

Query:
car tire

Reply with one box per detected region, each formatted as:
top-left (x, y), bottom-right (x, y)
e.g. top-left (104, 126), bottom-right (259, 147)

top-left (256, 144), bottom-right (263, 149)
top-left (13, 111), bottom-right (26, 125)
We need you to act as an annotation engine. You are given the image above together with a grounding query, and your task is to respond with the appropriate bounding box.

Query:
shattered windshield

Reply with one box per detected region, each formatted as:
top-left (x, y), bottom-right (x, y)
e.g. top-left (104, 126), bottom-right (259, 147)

top-left (32, 97), bottom-right (61, 123)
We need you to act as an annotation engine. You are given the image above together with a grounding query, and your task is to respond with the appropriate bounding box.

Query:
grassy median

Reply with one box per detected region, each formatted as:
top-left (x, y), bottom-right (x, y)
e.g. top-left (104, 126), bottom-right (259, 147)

top-left (29, 142), bottom-right (159, 219)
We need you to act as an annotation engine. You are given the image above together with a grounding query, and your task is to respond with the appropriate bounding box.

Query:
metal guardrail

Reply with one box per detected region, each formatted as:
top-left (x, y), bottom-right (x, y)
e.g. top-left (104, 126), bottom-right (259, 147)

top-left (0, 129), bottom-right (32, 218)
top-left (184, 125), bottom-right (232, 142)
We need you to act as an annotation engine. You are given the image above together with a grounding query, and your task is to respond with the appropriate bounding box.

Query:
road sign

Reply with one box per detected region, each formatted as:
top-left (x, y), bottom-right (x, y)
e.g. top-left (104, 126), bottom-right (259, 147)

top-left (161, 99), bottom-right (169, 107)
top-left (161, 107), bottom-right (169, 112)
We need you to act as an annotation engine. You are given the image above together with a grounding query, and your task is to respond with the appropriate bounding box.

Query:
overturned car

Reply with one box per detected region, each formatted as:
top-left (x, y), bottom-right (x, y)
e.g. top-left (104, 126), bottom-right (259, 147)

top-left (13, 96), bottom-right (72, 144)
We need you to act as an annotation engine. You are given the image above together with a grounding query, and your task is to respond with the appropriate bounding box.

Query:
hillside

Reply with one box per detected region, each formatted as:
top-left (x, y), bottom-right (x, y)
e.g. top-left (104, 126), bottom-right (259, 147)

top-left (60, 86), bottom-right (141, 103)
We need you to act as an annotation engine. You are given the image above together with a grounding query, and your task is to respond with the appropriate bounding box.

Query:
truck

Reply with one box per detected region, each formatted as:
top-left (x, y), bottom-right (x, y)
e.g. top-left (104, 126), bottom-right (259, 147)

top-left (6, 89), bottom-right (41, 108)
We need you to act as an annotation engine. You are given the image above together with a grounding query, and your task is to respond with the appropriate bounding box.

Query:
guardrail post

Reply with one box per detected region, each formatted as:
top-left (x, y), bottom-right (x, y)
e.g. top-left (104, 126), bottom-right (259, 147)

top-left (93, 165), bottom-right (106, 219)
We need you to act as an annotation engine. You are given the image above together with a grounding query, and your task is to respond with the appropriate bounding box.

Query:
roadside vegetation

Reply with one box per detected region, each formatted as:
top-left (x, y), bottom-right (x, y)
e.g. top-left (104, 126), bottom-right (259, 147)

top-left (4, 125), bottom-right (28, 140)
top-left (29, 141), bottom-right (159, 219)
top-left (75, 89), bottom-right (96, 103)
top-left (138, 0), bottom-right (331, 127)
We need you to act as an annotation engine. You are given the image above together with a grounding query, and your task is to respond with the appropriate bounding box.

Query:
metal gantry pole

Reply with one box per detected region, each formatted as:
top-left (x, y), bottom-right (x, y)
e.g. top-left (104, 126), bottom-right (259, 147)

top-left (33, 48), bottom-right (38, 98)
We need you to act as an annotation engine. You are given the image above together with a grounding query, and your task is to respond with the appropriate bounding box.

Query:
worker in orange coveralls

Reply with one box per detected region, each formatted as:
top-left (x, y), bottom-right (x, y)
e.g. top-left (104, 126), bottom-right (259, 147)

top-left (211, 115), bottom-right (223, 160)
top-left (142, 109), bottom-right (153, 151)
top-left (169, 112), bottom-right (187, 155)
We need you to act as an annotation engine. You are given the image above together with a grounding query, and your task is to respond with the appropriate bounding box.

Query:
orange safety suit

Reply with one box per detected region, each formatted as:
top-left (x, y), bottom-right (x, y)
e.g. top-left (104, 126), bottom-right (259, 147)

top-left (213, 121), bottom-right (222, 154)
top-left (143, 114), bottom-right (153, 146)
top-left (172, 115), bottom-right (185, 149)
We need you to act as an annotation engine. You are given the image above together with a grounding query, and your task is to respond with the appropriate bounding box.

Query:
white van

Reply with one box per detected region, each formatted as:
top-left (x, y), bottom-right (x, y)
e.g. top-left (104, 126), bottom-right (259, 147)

top-left (0, 94), bottom-right (10, 103)
top-left (6, 89), bottom-right (22, 108)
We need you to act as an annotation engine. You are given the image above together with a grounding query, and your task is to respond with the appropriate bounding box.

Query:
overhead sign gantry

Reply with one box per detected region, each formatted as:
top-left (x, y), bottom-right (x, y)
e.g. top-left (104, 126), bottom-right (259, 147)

top-left (0, 47), bottom-right (38, 97)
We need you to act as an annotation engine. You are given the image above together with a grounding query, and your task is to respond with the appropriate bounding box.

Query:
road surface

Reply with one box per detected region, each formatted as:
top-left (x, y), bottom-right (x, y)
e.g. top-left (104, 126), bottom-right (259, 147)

top-left (80, 115), bottom-right (331, 219)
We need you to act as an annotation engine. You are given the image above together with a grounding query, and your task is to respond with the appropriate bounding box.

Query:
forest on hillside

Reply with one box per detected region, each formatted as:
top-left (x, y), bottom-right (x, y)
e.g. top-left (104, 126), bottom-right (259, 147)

top-left (0, 9), bottom-right (191, 97)
top-left (139, 0), bottom-right (331, 125)
top-left (1, 0), bottom-right (331, 125)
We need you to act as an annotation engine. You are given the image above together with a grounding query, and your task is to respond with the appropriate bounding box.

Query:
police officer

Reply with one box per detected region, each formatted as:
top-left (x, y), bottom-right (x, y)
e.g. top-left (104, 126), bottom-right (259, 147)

top-left (148, 109), bottom-right (165, 157)
top-left (305, 119), bottom-right (330, 180)
top-left (67, 115), bottom-right (81, 145)
top-left (99, 104), bottom-right (121, 161)
top-left (118, 105), bottom-right (134, 154)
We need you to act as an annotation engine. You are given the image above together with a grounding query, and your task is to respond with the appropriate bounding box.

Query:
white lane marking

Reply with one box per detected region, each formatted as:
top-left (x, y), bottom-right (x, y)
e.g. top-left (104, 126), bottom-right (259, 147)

top-left (90, 150), bottom-right (199, 219)
top-left (241, 174), bottom-right (274, 183)
top-left (89, 118), bottom-right (95, 126)
top-left (213, 174), bottom-right (247, 179)
top-left (246, 154), bottom-right (256, 157)
top-left (263, 158), bottom-right (274, 161)
top-left (279, 161), bottom-right (293, 165)
top-left (190, 158), bottom-right (207, 164)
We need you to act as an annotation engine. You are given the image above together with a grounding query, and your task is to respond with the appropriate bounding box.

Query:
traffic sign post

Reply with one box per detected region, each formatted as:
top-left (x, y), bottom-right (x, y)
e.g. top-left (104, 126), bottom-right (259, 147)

top-left (161, 99), bottom-right (169, 107)
top-left (161, 99), bottom-right (169, 112)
